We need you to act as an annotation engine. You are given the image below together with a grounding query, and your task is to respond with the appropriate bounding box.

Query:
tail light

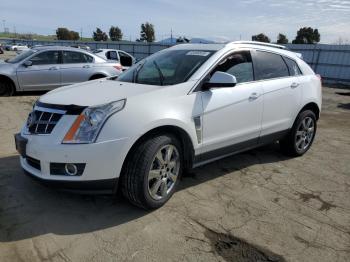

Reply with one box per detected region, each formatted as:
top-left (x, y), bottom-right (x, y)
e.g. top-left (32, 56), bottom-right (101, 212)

top-left (316, 74), bottom-right (322, 85)
top-left (113, 64), bottom-right (123, 71)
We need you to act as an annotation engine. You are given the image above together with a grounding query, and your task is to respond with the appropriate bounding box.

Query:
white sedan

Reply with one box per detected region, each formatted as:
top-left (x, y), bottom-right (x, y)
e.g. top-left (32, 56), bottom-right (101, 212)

top-left (10, 43), bottom-right (29, 52)
top-left (93, 49), bottom-right (135, 70)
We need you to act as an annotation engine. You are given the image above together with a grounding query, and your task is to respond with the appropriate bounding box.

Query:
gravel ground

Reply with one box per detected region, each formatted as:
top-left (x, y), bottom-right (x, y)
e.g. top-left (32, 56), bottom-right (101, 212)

top-left (0, 82), bottom-right (349, 261)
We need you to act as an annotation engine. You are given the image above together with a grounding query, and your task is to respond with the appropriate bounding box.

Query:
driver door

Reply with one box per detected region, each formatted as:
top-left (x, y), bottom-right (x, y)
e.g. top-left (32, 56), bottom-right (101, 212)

top-left (199, 51), bottom-right (263, 159)
top-left (16, 50), bottom-right (61, 91)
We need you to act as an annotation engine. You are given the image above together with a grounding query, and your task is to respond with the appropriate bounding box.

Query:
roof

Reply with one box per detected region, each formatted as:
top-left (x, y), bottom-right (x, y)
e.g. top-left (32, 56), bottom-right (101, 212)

top-left (169, 43), bottom-right (226, 51)
top-left (32, 46), bottom-right (89, 52)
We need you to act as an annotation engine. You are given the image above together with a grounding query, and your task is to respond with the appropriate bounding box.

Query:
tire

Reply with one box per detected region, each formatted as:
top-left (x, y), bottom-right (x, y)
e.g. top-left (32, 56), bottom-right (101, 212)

top-left (0, 80), bottom-right (15, 96)
top-left (121, 135), bottom-right (183, 209)
top-left (280, 110), bottom-right (317, 156)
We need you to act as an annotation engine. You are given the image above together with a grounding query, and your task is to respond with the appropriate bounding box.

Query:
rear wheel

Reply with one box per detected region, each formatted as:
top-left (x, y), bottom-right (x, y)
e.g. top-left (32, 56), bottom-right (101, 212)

top-left (89, 74), bottom-right (106, 80)
top-left (280, 110), bottom-right (317, 156)
top-left (0, 80), bottom-right (15, 96)
top-left (121, 135), bottom-right (183, 209)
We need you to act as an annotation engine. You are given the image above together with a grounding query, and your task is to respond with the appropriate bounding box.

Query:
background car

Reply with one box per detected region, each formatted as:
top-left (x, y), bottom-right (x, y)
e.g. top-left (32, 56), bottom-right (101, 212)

top-left (0, 46), bottom-right (123, 96)
top-left (0, 45), bottom-right (4, 54)
top-left (9, 43), bottom-right (29, 52)
top-left (93, 49), bottom-right (135, 70)
top-left (71, 44), bottom-right (91, 51)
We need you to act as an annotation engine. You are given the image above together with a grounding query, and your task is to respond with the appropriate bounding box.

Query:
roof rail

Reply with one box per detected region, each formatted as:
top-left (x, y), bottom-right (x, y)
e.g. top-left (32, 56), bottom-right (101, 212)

top-left (227, 41), bottom-right (287, 50)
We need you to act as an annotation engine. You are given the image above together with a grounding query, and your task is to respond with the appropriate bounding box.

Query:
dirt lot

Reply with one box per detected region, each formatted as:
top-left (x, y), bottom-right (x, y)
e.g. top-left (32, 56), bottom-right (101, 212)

top-left (0, 86), bottom-right (349, 262)
top-left (0, 50), bottom-right (18, 61)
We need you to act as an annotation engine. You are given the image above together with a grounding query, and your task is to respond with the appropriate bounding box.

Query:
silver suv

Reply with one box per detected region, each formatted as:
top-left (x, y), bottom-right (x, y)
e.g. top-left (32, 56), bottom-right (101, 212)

top-left (0, 46), bottom-right (122, 96)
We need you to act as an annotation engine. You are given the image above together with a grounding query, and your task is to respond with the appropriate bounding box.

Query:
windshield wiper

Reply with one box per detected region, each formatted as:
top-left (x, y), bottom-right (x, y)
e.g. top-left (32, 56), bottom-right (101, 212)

top-left (153, 60), bottom-right (164, 86)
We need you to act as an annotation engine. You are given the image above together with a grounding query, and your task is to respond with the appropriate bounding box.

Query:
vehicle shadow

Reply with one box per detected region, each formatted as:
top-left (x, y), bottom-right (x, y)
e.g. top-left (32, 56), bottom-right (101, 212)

top-left (0, 143), bottom-right (290, 242)
top-left (337, 103), bottom-right (350, 110)
top-left (14, 90), bottom-right (47, 96)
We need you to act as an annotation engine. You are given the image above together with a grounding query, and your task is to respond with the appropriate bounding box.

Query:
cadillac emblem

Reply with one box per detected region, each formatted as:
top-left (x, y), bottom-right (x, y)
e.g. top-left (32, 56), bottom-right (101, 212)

top-left (26, 112), bottom-right (36, 128)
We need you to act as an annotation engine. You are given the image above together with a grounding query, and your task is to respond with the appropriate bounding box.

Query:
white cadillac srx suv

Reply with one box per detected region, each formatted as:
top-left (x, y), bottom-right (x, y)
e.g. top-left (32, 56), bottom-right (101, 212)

top-left (15, 41), bottom-right (322, 209)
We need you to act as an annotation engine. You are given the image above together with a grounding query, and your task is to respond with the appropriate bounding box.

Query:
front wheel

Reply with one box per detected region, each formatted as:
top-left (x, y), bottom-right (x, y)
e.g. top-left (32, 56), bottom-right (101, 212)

top-left (121, 135), bottom-right (183, 209)
top-left (280, 110), bottom-right (317, 156)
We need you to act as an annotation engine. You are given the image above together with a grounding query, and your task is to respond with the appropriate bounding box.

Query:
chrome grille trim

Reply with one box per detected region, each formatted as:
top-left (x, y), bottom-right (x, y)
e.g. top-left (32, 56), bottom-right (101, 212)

top-left (25, 107), bottom-right (66, 135)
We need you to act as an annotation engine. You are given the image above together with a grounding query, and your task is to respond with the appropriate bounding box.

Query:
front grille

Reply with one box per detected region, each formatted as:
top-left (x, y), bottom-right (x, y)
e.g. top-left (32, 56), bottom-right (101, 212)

top-left (28, 110), bottom-right (63, 134)
top-left (26, 156), bottom-right (41, 171)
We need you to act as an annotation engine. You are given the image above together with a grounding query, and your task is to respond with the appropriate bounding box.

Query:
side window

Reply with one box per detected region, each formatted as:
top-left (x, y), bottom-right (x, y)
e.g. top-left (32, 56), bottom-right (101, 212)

top-left (119, 52), bottom-right (133, 67)
top-left (109, 51), bottom-right (118, 60)
top-left (212, 51), bottom-right (254, 84)
top-left (283, 57), bottom-right (302, 76)
top-left (62, 51), bottom-right (93, 64)
top-left (254, 51), bottom-right (289, 80)
top-left (29, 51), bottom-right (60, 65)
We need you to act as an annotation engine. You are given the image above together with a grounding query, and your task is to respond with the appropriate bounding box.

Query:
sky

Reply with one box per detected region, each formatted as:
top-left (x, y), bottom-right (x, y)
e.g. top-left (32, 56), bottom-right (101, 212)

top-left (1, 0), bottom-right (350, 43)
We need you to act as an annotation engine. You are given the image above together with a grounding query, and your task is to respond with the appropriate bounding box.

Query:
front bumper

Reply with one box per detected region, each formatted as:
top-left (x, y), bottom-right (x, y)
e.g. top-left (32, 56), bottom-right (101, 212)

top-left (19, 129), bottom-right (130, 192)
top-left (23, 169), bottom-right (118, 193)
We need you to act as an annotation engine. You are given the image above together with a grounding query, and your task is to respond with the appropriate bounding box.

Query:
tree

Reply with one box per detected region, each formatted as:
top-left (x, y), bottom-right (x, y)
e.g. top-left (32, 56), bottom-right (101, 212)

top-left (56, 27), bottom-right (80, 40)
top-left (292, 27), bottom-right (320, 44)
top-left (252, 33), bottom-right (271, 43)
top-left (93, 28), bottom-right (108, 41)
top-left (140, 22), bottom-right (155, 42)
top-left (109, 26), bottom-right (123, 41)
top-left (70, 31), bottom-right (80, 41)
top-left (277, 33), bottom-right (288, 44)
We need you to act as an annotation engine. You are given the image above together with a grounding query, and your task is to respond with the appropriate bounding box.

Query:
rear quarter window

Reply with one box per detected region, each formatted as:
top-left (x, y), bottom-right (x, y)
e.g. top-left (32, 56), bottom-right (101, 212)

top-left (283, 56), bottom-right (302, 76)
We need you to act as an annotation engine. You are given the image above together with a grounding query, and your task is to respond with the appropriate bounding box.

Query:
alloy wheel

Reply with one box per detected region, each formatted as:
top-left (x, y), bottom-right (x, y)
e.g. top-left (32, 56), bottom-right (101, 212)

top-left (147, 144), bottom-right (180, 200)
top-left (295, 116), bottom-right (315, 151)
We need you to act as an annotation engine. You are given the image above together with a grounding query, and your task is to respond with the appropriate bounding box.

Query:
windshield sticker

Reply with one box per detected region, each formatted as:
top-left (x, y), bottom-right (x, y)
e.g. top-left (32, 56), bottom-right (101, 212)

top-left (186, 51), bottom-right (210, 56)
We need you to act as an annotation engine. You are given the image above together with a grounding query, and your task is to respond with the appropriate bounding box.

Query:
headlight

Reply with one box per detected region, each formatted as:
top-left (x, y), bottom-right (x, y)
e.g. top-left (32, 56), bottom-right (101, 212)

top-left (62, 99), bottom-right (126, 144)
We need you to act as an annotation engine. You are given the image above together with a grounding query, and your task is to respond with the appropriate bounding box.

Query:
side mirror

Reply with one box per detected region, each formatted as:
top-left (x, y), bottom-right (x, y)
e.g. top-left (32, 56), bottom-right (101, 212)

top-left (203, 71), bottom-right (237, 90)
top-left (23, 60), bottom-right (32, 67)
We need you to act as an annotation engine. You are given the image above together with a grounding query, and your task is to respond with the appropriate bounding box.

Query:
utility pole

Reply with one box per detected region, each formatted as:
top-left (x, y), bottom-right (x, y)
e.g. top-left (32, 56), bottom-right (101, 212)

top-left (2, 20), bottom-right (5, 33)
top-left (80, 28), bottom-right (83, 41)
top-left (171, 28), bottom-right (173, 44)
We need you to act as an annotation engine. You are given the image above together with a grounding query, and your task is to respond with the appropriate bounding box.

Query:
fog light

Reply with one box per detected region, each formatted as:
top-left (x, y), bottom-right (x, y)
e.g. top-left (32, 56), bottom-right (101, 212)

top-left (65, 163), bottom-right (78, 176)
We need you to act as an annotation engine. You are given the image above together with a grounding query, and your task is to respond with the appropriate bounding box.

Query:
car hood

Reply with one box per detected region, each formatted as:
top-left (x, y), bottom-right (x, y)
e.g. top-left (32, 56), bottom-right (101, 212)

top-left (39, 79), bottom-right (162, 107)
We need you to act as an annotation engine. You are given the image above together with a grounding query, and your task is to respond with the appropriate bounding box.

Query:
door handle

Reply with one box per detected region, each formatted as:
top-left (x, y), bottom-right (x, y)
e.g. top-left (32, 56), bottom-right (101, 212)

top-left (291, 82), bottom-right (299, 88)
top-left (83, 65), bottom-right (91, 68)
top-left (249, 92), bottom-right (259, 101)
top-left (49, 66), bottom-right (59, 70)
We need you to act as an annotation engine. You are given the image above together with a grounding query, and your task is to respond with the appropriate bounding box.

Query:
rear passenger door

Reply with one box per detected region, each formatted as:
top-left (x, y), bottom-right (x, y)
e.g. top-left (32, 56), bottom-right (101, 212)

top-left (252, 50), bottom-right (302, 138)
top-left (60, 51), bottom-right (94, 86)
top-left (118, 51), bottom-right (134, 70)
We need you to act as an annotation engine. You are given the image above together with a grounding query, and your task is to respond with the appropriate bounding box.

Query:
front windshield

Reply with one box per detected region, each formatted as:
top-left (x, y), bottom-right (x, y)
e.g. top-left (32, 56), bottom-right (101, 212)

top-left (7, 49), bottom-right (37, 63)
top-left (117, 49), bottom-right (214, 86)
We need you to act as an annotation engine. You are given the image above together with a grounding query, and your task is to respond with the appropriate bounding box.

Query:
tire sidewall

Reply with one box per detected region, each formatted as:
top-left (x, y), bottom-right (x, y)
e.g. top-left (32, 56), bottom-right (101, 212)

top-left (141, 135), bottom-right (183, 209)
top-left (292, 110), bottom-right (317, 155)
top-left (0, 82), bottom-right (14, 97)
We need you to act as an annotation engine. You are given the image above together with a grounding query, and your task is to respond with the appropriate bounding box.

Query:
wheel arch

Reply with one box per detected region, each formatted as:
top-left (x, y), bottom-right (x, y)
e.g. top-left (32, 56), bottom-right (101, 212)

top-left (299, 102), bottom-right (320, 120)
top-left (119, 125), bottom-right (195, 182)
top-left (89, 73), bottom-right (107, 80)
